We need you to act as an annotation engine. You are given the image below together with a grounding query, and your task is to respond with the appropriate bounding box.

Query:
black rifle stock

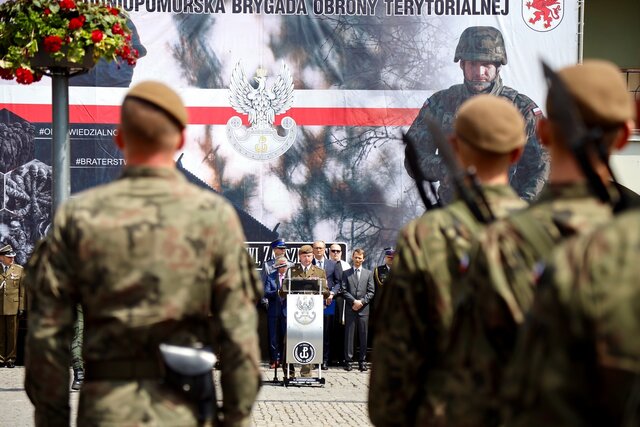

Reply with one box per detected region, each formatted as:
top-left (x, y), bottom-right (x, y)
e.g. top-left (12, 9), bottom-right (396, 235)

top-left (402, 132), bottom-right (441, 210)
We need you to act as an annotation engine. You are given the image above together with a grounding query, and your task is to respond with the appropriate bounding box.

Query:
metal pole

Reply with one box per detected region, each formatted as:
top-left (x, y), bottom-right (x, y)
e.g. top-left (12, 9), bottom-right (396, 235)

top-left (578, 0), bottom-right (585, 64)
top-left (51, 68), bottom-right (71, 212)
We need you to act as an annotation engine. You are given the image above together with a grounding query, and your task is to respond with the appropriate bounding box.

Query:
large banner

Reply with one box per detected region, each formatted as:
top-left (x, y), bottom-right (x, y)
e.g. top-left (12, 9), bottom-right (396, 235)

top-left (0, 0), bottom-right (578, 266)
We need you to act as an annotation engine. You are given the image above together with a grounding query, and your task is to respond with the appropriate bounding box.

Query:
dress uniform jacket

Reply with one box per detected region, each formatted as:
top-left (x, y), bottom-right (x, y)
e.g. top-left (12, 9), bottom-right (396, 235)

top-left (0, 263), bottom-right (25, 316)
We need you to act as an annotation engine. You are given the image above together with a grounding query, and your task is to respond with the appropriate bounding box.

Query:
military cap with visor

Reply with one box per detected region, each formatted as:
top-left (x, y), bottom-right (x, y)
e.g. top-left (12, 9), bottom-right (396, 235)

top-left (270, 238), bottom-right (287, 249)
top-left (454, 95), bottom-right (526, 154)
top-left (274, 256), bottom-right (289, 269)
top-left (0, 244), bottom-right (16, 257)
top-left (124, 81), bottom-right (189, 130)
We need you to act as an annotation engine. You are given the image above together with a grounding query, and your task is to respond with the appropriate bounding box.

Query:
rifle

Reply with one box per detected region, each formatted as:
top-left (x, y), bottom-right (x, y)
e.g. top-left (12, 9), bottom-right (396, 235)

top-left (541, 61), bottom-right (626, 210)
top-left (405, 117), bottom-right (495, 224)
top-left (402, 132), bottom-right (441, 210)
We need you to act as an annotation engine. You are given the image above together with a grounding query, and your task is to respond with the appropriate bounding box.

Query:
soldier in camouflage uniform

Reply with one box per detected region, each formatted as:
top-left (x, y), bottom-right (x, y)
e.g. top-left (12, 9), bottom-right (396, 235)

top-left (444, 60), bottom-right (636, 427)
top-left (369, 95), bottom-right (529, 426)
top-left (24, 82), bottom-right (261, 426)
top-left (504, 206), bottom-right (640, 427)
top-left (406, 26), bottom-right (549, 203)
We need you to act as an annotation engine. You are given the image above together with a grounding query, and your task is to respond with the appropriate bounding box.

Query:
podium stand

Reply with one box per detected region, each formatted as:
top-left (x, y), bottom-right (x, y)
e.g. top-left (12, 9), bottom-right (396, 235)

top-left (282, 277), bottom-right (326, 386)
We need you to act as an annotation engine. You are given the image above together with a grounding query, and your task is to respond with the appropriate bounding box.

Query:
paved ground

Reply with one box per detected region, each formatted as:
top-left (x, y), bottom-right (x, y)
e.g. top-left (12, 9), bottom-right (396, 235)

top-left (0, 363), bottom-right (373, 426)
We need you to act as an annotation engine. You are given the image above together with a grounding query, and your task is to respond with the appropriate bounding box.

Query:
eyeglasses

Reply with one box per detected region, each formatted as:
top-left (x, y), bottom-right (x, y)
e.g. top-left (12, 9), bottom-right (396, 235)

top-left (330, 249), bottom-right (341, 253)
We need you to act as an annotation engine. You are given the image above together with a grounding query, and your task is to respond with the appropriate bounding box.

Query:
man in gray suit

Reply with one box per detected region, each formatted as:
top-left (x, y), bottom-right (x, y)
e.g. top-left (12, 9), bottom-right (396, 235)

top-left (342, 248), bottom-right (375, 372)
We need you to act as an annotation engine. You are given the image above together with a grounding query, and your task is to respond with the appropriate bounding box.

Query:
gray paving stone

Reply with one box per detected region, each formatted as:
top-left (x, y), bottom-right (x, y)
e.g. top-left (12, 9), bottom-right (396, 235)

top-left (0, 364), bottom-right (373, 426)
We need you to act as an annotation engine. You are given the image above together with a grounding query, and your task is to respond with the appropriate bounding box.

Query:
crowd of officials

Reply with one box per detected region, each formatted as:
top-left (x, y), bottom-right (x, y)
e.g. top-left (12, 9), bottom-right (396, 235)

top-left (6, 55), bottom-right (639, 427)
top-left (259, 239), bottom-right (394, 377)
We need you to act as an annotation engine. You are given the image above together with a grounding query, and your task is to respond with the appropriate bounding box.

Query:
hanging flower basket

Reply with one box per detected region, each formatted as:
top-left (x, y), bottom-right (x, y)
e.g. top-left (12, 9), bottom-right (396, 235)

top-left (0, 0), bottom-right (139, 84)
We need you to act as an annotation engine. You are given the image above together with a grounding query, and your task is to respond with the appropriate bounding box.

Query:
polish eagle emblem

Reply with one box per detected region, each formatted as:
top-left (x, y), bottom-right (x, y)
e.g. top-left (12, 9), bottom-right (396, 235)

top-left (226, 62), bottom-right (298, 161)
top-left (294, 295), bottom-right (316, 325)
top-left (229, 62), bottom-right (294, 129)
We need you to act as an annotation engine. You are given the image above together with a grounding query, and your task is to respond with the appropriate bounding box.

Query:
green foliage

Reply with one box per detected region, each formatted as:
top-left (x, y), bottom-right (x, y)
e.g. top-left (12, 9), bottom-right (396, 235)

top-left (0, 0), bottom-right (138, 84)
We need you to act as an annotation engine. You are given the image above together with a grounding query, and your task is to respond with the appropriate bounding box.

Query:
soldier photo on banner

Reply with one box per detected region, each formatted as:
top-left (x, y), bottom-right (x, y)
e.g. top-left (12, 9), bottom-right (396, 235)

top-left (406, 25), bottom-right (549, 204)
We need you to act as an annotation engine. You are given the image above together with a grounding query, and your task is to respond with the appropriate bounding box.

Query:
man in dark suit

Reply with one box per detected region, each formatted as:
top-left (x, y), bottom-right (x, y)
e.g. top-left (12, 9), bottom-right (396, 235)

top-left (312, 240), bottom-right (339, 370)
top-left (263, 256), bottom-right (289, 369)
top-left (342, 248), bottom-right (375, 372)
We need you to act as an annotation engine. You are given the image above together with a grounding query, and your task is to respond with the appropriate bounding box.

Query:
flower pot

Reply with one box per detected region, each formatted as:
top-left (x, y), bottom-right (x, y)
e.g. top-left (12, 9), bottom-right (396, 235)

top-left (31, 46), bottom-right (95, 73)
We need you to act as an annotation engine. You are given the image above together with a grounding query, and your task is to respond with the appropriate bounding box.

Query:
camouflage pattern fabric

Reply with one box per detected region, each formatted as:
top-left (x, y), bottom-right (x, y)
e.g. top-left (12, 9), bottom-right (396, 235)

top-left (71, 304), bottom-right (83, 370)
top-left (405, 76), bottom-right (549, 203)
top-left (445, 182), bottom-right (615, 427)
top-left (504, 208), bottom-right (640, 427)
top-left (24, 166), bottom-right (261, 427)
top-left (369, 184), bottom-right (526, 427)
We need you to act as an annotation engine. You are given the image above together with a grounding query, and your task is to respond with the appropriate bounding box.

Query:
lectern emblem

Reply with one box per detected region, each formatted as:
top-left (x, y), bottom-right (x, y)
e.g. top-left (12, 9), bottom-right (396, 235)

top-left (227, 62), bottom-right (297, 161)
top-left (294, 295), bottom-right (316, 325)
top-left (293, 342), bottom-right (316, 364)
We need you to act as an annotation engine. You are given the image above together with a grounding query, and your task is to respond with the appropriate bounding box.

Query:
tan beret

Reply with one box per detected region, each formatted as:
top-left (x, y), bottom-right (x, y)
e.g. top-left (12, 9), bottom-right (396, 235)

top-left (548, 59), bottom-right (635, 128)
top-left (299, 245), bottom-right (313, 254)
top-left (454, 95), bottom-right (526, 154)
top-left (125, 81), bottom-right (188, 129)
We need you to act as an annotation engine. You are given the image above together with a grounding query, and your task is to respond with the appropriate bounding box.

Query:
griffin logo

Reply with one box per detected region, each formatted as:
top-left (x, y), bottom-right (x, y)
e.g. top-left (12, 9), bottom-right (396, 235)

top-left (523, 0), bottom-right (563, 32)
top-left (226, 62), bottom-right (297, 161)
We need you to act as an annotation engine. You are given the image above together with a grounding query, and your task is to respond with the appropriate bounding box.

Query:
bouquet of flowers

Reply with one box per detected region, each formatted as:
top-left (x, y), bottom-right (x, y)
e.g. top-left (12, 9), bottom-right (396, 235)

top-left (0, 0), bottom-right (139, 84)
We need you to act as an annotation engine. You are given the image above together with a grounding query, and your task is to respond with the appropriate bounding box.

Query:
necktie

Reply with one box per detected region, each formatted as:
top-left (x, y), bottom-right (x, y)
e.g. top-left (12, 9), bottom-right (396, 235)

top-left (318, 260), bottom-right (323, 270)
top-left (355, 268), bottom-right (360, 282)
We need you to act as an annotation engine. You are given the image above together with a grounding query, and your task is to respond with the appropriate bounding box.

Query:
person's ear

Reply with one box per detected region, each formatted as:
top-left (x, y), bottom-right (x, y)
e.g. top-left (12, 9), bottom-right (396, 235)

top-left (612, 120), bottom-right (633, 152)
top-left (510, 146), bottom-right (525, 164)
top-left (537, 118), bottom-right (551, 148)
top-left (114, 127), bottom-right (125, 150)
top-left (176, 131), bottom-right (186, 151)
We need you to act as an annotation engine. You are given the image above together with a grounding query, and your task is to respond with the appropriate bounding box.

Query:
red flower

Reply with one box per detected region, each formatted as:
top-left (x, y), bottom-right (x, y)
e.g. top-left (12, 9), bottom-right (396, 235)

top-left (91, 30), bottom-right (103, 43)
top-left (43, 35), bottom-right (63, 53)
top-left (68, 16), bottom-right (86, 31)
top-left (112, 23), bottom-right (124, 35)
top-left (109, 6), bottom-right (120, 15)
top-left (117, 45), bottom-right (130, 58)
top-left (15, 67), bottom-right (34, 85)
top-left (43, 8), bottom-right (51, 16)
top-left (59, 0), bottom-right (76, 10)
top-left (0, 68), bottom-right (13, 80)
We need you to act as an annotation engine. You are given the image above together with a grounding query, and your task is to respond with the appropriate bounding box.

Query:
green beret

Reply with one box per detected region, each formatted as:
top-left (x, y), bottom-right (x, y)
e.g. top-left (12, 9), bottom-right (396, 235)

top-left (125, 81), bottom-right (188, 129)
top-left (454, 95), bottom-right (526, 154)
top-left (548, 60), bottom-right (635, 128)
top-left (299, 245), bottom-right (313, 254)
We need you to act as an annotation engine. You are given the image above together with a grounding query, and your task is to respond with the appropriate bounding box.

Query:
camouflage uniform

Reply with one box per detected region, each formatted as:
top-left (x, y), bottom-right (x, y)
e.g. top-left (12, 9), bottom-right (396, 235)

top-left (406, 78), bottom-right (548, 203)
top-left (25, 166), bottom-right (261, 427)
top-left (504, 209), bottom-right (640, 427)
top-left (445, 183), bottom-right (614, 427)
top-left (406, 26), bottom-right (549, 203)
top-left (369, 184), bottom-right (526, 427)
